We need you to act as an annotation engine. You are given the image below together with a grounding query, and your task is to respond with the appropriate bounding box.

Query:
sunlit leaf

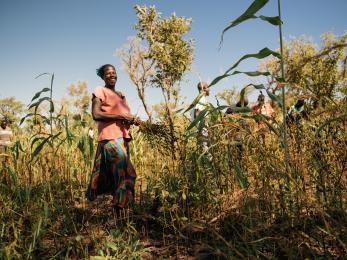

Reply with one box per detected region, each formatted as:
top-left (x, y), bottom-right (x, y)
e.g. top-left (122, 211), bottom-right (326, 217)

top-left (30, 87), bottom-right (50, 102)
top-left (30, 136), bottom-right (51, 162)
top-left (186, 108), bottom-right (209, 131)
top-left (184, 92), bottom-right (204, 113)
top-left (28, 97), bottom-right (51, 111)
top-left (225, 48), bottom-right (281, 74)
top-left (210, 71), bottom-right (270, 88)
top-left (30, 132), bottom-right (62, 162)
top-left (258, 15), bottom-right (282, 25)
top-left (220, 0), bottom-right (269, 44)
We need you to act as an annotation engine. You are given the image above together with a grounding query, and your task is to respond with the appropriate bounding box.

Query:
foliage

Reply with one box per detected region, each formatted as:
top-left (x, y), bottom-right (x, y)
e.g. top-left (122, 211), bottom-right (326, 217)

top-left (260, 33), bottom-right (347, 107)
top-left (66, 81), bottom-right (91, 115)
top-left (116, 37), bottom-right (155, 122)
top-left (134, 5), bottom-right (194, 98)
top-left (133, 5), bottom-right (194, 157)
top-left (0, 97), bottom-right (25, 125)
top-left (0, 1), bottom-right (346, 259)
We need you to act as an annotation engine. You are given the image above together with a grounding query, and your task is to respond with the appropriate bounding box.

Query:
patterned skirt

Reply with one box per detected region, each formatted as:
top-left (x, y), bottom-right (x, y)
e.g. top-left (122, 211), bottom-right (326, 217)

top-left (86, 138), bottom-right (136, 208)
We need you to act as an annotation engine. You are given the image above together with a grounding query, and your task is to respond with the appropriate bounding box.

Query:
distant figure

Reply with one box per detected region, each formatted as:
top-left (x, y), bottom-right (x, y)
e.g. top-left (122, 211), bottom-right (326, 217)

top-left (191, 81), bottom-right (212, 161)
top-left (0, 118), bottom-right (13, 154)
top-left (287, 99), bottom-right (307, 124)
top-left (191, 81), bottom-right (210, 121)
top-left (252, 91), bottom-right (274, 125)
top-left (86, 64), bottom-right (141, 211)
top-left (225, 98), bottom-right (249, 169)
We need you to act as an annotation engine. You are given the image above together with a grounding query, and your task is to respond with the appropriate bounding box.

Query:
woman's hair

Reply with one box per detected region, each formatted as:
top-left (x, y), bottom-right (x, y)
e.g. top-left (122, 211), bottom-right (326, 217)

top-left (96, 64), bottom-right (116, 79)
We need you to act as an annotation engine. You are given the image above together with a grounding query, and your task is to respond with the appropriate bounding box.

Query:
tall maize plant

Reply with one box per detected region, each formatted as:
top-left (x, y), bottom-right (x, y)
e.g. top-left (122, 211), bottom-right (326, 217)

top-left (186, 0), bottom-right (289, 177)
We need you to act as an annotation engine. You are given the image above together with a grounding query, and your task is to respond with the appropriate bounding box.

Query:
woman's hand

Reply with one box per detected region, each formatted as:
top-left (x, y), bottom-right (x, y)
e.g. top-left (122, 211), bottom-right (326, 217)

top-left (133, 116), bottom-right (142, 126)
top-left (122, 113), bottom-right (142, 126)
top-left (122, 113), bottom-right (136, 122)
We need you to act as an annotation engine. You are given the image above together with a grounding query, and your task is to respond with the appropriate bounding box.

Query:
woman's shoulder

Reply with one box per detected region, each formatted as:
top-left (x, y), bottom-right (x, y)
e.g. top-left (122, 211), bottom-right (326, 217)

top-left (93, 86), bottom-right (104, 93)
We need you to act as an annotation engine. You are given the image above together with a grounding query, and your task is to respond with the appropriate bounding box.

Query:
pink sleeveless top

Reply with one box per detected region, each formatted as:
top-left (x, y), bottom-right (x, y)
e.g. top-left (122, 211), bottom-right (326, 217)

top-left (93, 86), bottom-right (131, 141)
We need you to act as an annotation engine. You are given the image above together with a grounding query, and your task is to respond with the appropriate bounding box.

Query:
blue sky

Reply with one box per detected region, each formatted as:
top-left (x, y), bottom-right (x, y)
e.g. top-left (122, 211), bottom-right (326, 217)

top-left (1, 0), bottom-right (346, 119)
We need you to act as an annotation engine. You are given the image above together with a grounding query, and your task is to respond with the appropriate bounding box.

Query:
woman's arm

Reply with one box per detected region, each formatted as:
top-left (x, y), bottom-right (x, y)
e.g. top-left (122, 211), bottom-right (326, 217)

top-left (91, 97), bottom-right (135, 122)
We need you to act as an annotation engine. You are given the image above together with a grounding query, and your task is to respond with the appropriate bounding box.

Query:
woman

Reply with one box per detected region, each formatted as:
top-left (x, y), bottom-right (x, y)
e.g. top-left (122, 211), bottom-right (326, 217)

top-left (86, 64), bottom-right (140, 210)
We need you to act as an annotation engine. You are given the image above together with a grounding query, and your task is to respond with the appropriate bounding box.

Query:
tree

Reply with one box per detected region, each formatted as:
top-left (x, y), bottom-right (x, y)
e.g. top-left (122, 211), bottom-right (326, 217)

top-left (0, 97), bottom-right (25, 125)
top-left (260, 33), bottom-right (347, 107)
top-left (134, 5), bottom-right (194, 157)
top-left (116, 37), bottom-right (155, 122)
top-left (66, 81), bottom-right (90, 115)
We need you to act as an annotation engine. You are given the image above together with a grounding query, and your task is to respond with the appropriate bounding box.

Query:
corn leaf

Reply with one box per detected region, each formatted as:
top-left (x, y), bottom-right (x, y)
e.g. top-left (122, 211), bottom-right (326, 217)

top-left (220, 0), bottom-right (269, 44)
top-left (31, 136), bottom-right (45, 150)
top-left (259, 15), bottom-right (282, 25)
top-left (266, 90), bottom-right (283, 108)
top-left (20, 113), bottom-right (35, 125)
top-left (210, 71), bottom-right (270, 88)
top-left (30, 137), bottom-right (51, 162)
top-left (184, 92), bottom-right (204, 113)
top-left (315, 114), bottom-right (347, 136)
top-left (235, 162), bottom-right (248, 189)
top-left (8, 167), bottom-right (17, 185)
top-left (225, 48), bottom-right (281, 74)
top-left (208, 74), bottom-right (230, 88)
top-left (30, 132), bottom-right (62, 162)
top-left (186, 108), bottom-right (209, 131)
top-left (30, 87), bottom-right (50, 102)
top-left (35, 72), bottom-right (51, 79)
top-left (28, 97), bottom-right (51, 111)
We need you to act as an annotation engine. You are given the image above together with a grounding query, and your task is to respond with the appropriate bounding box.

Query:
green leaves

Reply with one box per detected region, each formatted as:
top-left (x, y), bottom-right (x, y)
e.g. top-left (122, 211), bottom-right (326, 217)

top-left (259, 15), bottom-right (282, 26)
top-left (235, 162), bottom-right (248, 189)
top-left (184, 92), bottom-right (205, 113)
top-left (220, 0), bottom-right (282, 45)
top-left (31, 87), bottom-right (50, 102)
top-left (208, 47), bottom-right (280, 88)
top-left (186, 108), bottom-right (209, 132)
top-left (226, 48), bottom-right (281, 74)
top-left (315, 114), bottom-right (347, 136)
top-left (30, 132), bottom-right (62, 163)
top-left (209, 70), bottom-right (271, 88)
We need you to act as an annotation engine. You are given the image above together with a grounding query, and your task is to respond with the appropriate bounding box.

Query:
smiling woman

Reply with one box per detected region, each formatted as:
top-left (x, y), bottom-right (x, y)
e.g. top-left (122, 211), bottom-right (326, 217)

top-left (86, 64), bottom-right (141, 211)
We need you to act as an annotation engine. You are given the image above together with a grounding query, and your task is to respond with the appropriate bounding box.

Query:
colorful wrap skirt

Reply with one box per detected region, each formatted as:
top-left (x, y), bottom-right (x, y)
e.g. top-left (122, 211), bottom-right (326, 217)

top-left (86, 138), bottom-right (136, 208)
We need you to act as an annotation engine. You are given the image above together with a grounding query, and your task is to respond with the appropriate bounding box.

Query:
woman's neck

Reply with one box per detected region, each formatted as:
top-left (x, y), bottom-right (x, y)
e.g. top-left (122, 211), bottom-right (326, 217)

top-left (105, 84), bottom-right (115, 90)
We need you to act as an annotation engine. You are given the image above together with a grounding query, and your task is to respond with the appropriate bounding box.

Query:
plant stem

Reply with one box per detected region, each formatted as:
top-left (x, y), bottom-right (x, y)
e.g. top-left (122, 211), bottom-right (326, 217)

top-left (50, 73), bottom-right (54, 139)
top-left (277, 0), bottom-right (289, 174)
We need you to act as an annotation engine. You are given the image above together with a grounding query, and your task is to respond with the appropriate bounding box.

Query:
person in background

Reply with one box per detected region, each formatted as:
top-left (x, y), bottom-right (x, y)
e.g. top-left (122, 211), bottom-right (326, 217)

top-left (86, 64), bottom-right (141, 212)
top-left (191, 81), bottom-right (210, 120)
top-left (225, 98), bottom-right (249, 168)
top-left (0, 118), bottom-right (13, 163)
top-left (287, 99), bottom-right (307, 124)
top-left (0, 118), bottom-right (13, 152)
top-left (191, 81), bottom-right (212, 161)
top-left (252, 91), bottom-right (274, 125)
top-left (287, 99), bottom-right (308, 150)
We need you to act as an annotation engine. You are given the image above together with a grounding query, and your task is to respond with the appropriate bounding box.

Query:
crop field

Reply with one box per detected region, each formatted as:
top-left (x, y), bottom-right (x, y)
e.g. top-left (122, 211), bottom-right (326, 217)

top-left (0, 0), bottom-right (346, 259)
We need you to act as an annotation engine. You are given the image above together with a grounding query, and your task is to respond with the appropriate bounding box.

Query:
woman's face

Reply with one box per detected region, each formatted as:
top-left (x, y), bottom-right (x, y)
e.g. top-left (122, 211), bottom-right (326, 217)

top-left (103, 66), bottom-right (117, 86)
